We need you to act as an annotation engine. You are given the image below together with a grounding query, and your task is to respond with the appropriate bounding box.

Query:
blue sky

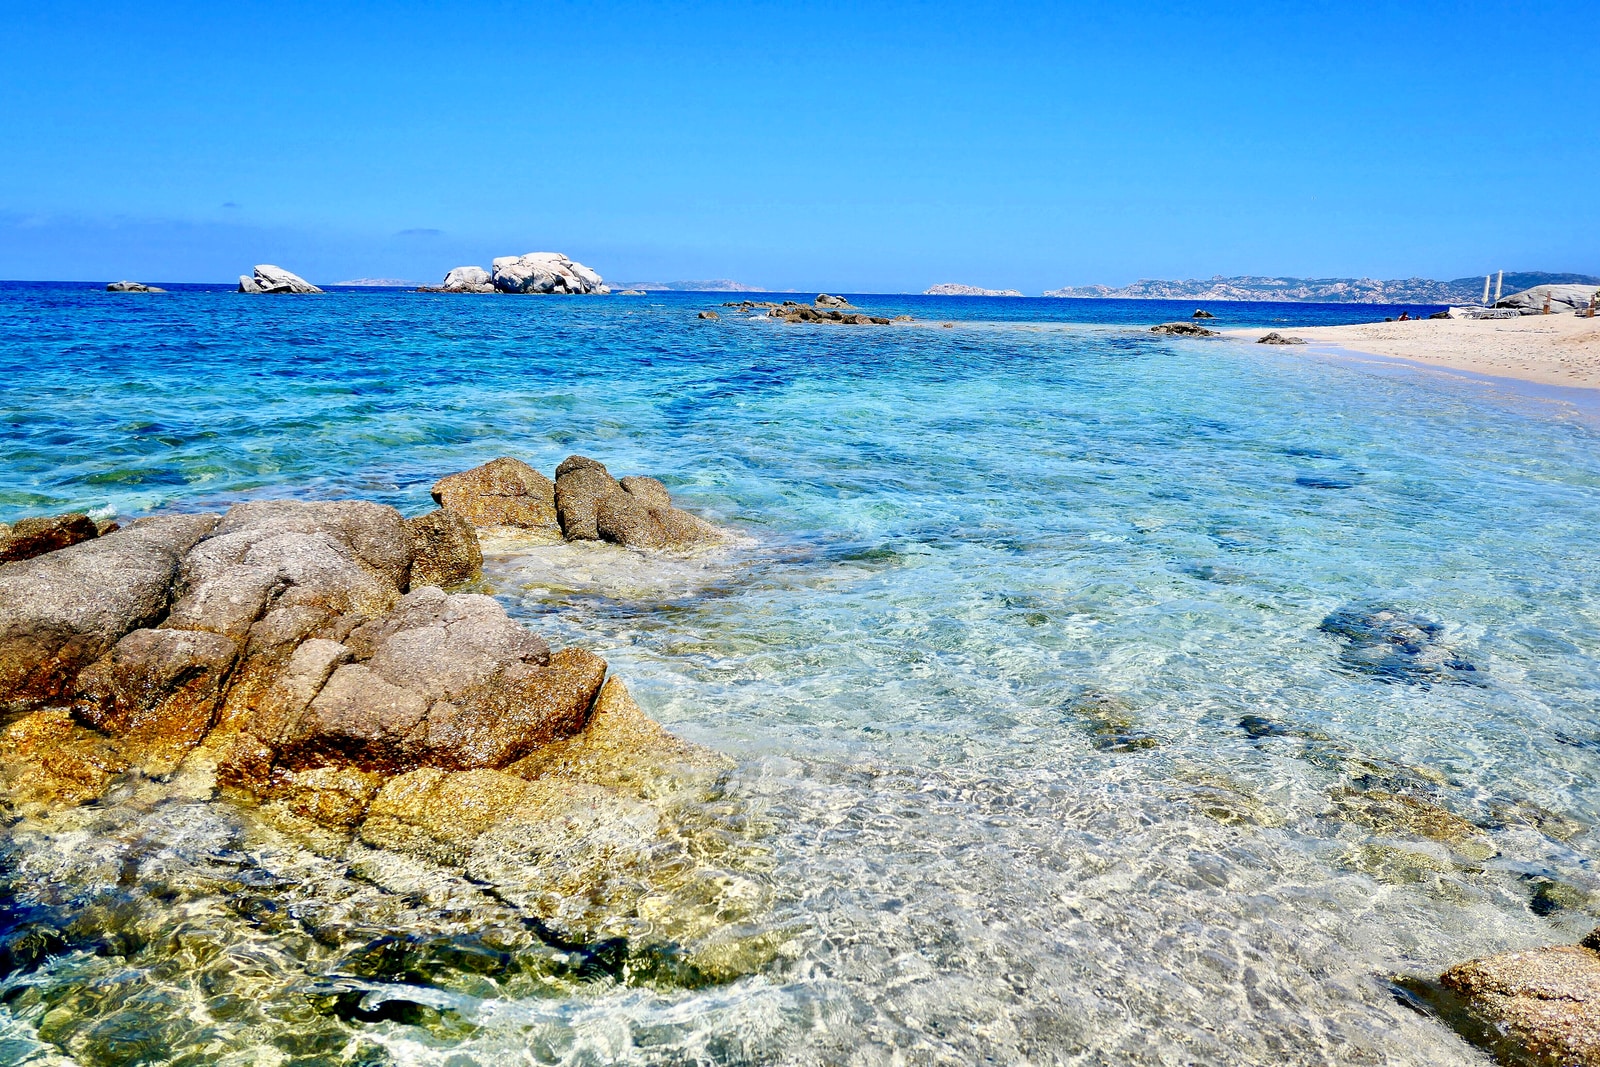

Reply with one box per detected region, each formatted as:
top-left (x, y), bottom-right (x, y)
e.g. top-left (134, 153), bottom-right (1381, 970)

top-left (1, 2), bottom-right (1594, 290)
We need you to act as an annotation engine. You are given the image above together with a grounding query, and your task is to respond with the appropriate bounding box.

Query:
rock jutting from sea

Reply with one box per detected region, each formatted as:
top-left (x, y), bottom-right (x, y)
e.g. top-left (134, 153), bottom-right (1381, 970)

top-left (238, 264), bottom-right (323, 294)
top-left (721, 296), bottom-right (896, 325)
top-left (422, 253), bottom-right (609, 294)
top-left (105, 281), bottom-right (164, 293)
top-left (0, 454), bottom-right (780, 1008)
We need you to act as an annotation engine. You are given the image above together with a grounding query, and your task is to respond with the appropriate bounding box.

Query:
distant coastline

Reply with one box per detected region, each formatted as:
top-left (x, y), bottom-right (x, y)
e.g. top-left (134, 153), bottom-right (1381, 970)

top-left (1045, 272), bottom-right (1599, 304)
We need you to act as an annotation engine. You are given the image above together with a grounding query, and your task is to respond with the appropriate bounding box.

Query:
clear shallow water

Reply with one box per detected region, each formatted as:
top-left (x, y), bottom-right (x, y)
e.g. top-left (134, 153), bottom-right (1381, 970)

top-left (2, 285), bottom-right (1599, 1065)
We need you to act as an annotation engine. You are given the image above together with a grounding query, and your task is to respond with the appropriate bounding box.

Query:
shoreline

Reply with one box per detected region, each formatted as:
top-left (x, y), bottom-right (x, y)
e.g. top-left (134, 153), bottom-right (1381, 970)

top-left (1219, 314), bottom-right (1600, 390)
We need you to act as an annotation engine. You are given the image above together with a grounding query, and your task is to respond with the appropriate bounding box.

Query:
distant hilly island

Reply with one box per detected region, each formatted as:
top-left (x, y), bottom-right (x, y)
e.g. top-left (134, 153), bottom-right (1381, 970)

top-left (616, 279), bottom-right (773, 292)
top-left (1039, 272), bottom-right (1600, 303)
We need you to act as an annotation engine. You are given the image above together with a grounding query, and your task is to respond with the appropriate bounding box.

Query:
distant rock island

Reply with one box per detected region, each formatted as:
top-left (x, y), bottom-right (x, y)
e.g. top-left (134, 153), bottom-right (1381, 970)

top-left (617, 280), bottom-right (766, 292)
top-left (1043, 272), bottom-right (1600, 303)
top-left (422, 254), bottom-right (608, 295)
top-left (333, 278), bottom-right (419, 287)
top-left (924, 284), bottom-right (1024, 297)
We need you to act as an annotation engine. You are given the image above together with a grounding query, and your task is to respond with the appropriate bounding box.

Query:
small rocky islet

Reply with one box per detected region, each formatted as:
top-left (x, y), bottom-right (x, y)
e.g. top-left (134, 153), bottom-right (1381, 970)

top-left (0, 455), bottom-right (786, 1062)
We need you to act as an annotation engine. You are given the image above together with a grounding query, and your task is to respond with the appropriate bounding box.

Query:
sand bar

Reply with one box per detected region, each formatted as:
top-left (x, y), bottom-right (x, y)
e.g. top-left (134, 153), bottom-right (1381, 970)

top-left (1222, 313), bottom-right (1600, 390)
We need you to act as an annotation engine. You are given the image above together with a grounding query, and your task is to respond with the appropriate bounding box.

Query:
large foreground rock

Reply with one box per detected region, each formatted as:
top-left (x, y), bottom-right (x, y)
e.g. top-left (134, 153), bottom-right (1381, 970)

top-left (490, 253), bottom-right (609, 295)
top-left (431, 457), bottom-right (559, 533)
top-left (74, 627), bottom-right (240, 775)
top-left (222, 585), bottom-right (604, 783)
top-left (1441, 938), bottom-right (1600, 1065)
top-left (238, 265), bottom-right (322, 294)
top-left (0, 515), bottom-right (219, 713)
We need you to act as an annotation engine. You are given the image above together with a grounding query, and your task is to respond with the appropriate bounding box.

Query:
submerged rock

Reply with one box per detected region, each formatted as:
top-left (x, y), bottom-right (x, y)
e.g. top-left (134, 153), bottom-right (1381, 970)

top-left (490, 252), bottom-right (608, 295)
top-left (0, 512), bottom-right (100, 564)
top-left (237, 265), bottom-right (322, 294)
top-left (1319, 605), bottom-right (1480, 684)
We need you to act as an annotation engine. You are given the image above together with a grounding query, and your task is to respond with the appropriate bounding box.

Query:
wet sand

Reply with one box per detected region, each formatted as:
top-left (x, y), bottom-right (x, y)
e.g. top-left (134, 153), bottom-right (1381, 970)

top-left (1222, 313), bottom-right (1600, 389)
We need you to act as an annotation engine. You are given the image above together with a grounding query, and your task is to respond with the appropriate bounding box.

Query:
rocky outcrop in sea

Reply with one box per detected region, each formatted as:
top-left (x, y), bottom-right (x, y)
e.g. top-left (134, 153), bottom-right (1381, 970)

top-left (105, 281), bottom-right (164, 293)
top-left (422, 254), bottom-right (609, 295)
top-left (0, 455), bottom-right (777, 1057)
top-left (238, 265), bottom-right (322, 294)
top-left (721, 297), bottom-right (892, 325)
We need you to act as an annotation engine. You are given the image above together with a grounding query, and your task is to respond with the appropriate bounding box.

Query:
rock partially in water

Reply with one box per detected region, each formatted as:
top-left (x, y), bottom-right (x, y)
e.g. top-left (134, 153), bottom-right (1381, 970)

top-left (425, 265), bottom-right (495, 293)
top-left (237, 264), bottom-right (322, 294)
top-left (0, 513), bottom-right (100, 564)
top-left (404, 508), bottom-right (482, 588)
top-left (431, 456), bottom-right (560, 534)
top-left (1257, 332), bottom-right (1307, 344)
top-left (1151, 321), bottom-right (1218, 336)
top-left (105, 281), bottom-right (164, 293)
top-left (0, 514), bottom-right (218, 714)
top-left (814, 294), bottom-right (853, 308)
top-left (697, 310), bottom-right (720, 320)
top-left (1192, 309), bottom-right (1214, 319)
top-left (768, 304), bottom-right (890, 325)
top-left (490, 252), bottom-right (608, 295)
top-left (554, 455), bottom-right (622, 541)
top-left (1439, 938), bottom-right (1600, 1066)
top-left (1319, 604), bottom-right (1480, 684)
top-left (552, 455), bottom-right (724, 551)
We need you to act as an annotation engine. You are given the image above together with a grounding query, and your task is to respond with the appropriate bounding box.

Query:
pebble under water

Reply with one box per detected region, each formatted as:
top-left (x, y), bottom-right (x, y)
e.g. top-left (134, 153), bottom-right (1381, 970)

top-left (2, 285), bottom-right (1599, 1065)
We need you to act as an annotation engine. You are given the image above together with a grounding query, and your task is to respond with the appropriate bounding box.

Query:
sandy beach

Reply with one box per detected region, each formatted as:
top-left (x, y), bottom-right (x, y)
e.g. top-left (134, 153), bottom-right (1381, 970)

top-left (1223, 313), bottom-right (1600, 389)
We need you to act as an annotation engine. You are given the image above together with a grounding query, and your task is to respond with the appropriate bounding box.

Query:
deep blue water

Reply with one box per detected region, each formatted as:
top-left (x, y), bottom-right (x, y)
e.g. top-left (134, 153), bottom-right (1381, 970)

top-left (2, 282), bottom-right (1598, 1065)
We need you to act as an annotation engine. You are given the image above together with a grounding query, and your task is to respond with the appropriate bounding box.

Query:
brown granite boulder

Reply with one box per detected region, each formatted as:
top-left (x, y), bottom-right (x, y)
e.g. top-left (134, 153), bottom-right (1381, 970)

top-left (553, 455), bottom-right (623, 540)
top-left (166, 501), bottom-right (413, 737)
top-left (430, 457), bottom-right (559, 533)
top-left (230, 586), bottom-right (602, 778)
top-left (1441, 940), bottom-right (1600, 1065)
top-left (404, 508), bottom-right (482, 588)
top-left (0, 513), bottom-right (100, 564)
top-left (74, 627), bottom-right (241, 775)
top-left (557, 458), bottom-right (724, 551)
top-left (0, 514), bottom-right (219, 714)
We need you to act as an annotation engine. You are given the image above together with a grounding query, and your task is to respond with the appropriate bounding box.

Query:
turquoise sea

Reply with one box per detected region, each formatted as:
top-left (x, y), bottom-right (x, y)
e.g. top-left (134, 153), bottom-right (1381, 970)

top-left (3, 284), bottom-right (1599, 1065)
